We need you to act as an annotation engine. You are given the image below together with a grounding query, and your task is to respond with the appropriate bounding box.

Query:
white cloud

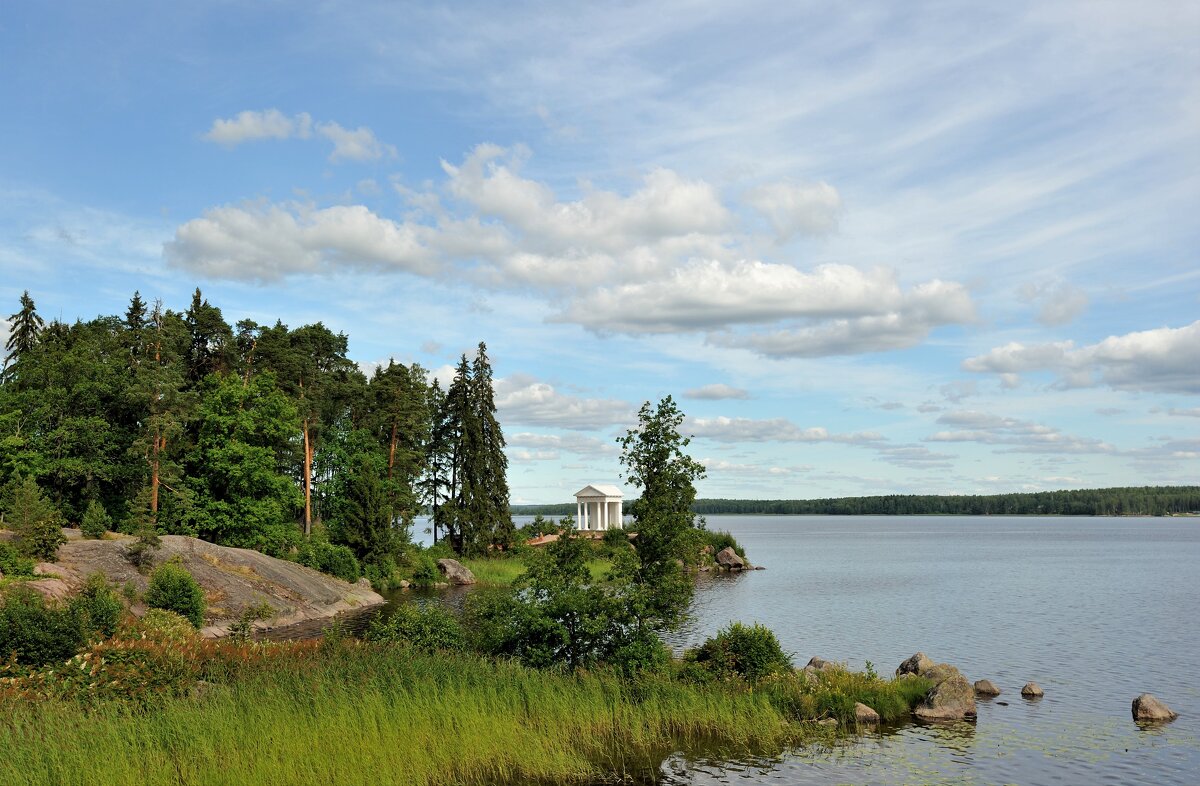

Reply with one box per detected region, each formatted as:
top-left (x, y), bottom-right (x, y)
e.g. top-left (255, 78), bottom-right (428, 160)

top-left (683, 383), bottom-right (751, 400)
top-left (1168, 407), bottom-right (1200, 418)
top-left (202, 109), bottom-right (312, 146)
top-left (0, 317), bottom-right (10, 358)
top-left (928, 410), bottom-right (1116, 454)
top-left (494, 374), bottom-right (633, 430)
top-left (745, 181), bottom-right (841, 241)
top-left (963, 320), bottom-right (1200, 394)
top-left (507, 432), bottom-right (618, 456)
top-left (1018, 280), bottom-right (1089, 326)
top-left (316, 121), bottom-right (396, 162)
top-left (686, 415), bottom-right (883, 444)
top-left (700, 458), bottom-right (810, 477)
top-left (164, 201), bottom-right (437, 281)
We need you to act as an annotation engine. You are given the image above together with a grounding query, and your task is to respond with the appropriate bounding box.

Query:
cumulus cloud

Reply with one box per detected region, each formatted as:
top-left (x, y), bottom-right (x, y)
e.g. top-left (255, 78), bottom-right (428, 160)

top-left (1168, 407), bottom-right (1200, 418)
top-left (494, 374), bottom-right (633, 430)
top-left (700, 458), bottom-right (811, 477)
top-left (164, 201), bottom-right (438, 281)
top-left (686, 415), bottom-right (882, 444)
top-left (317, 121), bottom-right (396, 162)
top-left (202, 109), bottom-right (312, 146)
top-left (683, 383), bottom-right (751, 400)
top-left (928, 410), bottom-right (1116, 454)
top-left (963, 320), bottom-right (1200, 394)
top-left (874, 444), bottom-right (956, 469)
top-left (745, 180), bottom-right (841, 240)
top-left (0, 318), bottom-right (10, 359)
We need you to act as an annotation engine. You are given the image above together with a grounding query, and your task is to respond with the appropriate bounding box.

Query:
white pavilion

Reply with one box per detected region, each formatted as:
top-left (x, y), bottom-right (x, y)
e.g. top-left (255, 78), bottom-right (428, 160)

top-left (574, 484), bottom-right (623, 531)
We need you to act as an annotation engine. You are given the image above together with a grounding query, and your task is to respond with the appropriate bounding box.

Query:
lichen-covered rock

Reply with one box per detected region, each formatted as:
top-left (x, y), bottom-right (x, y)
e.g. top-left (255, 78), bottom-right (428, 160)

top-left (896, 652), bottom-right (935, 677)
top-left (854, 702), bottom-right (880, 724)
top-left (974, 679), bottom-right (1001, 696)
top-left (1021, 682), bottom-right (1044, 698)
top-left (914, 663), bottom-right (977, 722)
top-left (436, 558), bottom-right (476, 585)
top-left (1132, 694), bottom-right (1177, 722)
top-left (715, 547), bottom-right (746, 570)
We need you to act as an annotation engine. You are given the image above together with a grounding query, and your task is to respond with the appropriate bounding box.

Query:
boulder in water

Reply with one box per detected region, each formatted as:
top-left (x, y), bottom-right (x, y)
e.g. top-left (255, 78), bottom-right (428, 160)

top-left (436, 558), bottom-right (476, 585)
top-left (974, 679), bottom-right (1001, 697)
top-left (854, 702), bottom-right (880, 724)
top-left (715, 547), bottom-right (745, 570)
top-left (914, 663), bottom-right (977, 722)
top-left (1021, 682), bottom-right (1044, 698)
top-left (1132, 694), bottom-right (1178, 722)
top-left (896, 652), bottom-right (934, 677)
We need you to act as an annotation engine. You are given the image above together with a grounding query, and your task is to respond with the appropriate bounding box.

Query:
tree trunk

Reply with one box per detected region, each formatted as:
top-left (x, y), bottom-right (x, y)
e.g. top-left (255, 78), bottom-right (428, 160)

top-left (387, 421), bottom-right (397, 480)
top-left (302, 418), bottom-right (313, 535)
top-left (150, 429), bottom-right (161, 514)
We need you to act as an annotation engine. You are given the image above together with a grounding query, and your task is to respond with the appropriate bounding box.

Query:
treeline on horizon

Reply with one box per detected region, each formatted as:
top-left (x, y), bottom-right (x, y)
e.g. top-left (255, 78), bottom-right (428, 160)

top-left (512, 486), bottom-right (1200, 517)
top-left (0, 289), bottom-right (512, 582)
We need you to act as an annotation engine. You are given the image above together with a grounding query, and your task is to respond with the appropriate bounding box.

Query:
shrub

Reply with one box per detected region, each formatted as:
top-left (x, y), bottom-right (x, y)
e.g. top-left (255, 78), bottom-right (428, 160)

top-left (72, 573), bottom-right (125, 638)
top-left (366, 603), bottom-right (464, 652)
top-left (704, 530), bottom-right (746, 559)
top-left (690, 622), bottom-right (792, 682)
top-left (0, 587), bottom-right (86, 666)
top-left (295, 539), bottom-right (361, 584)
top-left (602, 527), bottom-right (630, 550)
top-left (411, 554), bottom-right (440, 586)
top-left (123, 608), bottom-right (201, 646)
top-left (144, 558), bottom-right (206, 628)
top-left (80, 500), bottom-right (112, 540)
top-left (0, 542), bottom-right (36, 576)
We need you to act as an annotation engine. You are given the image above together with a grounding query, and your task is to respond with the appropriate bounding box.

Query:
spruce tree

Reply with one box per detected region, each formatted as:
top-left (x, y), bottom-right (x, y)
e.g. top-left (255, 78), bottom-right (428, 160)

top-left (471, 343), bottom-right (513, 550)
top-left (3, 291), bottom-right (45, 380)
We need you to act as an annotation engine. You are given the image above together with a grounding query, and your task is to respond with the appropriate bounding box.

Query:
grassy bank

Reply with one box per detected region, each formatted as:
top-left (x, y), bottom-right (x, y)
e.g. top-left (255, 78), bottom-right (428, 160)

top-left (0, 637), bottom-right (929, 786)
top-left (461, 556), bottom-right (612, 586)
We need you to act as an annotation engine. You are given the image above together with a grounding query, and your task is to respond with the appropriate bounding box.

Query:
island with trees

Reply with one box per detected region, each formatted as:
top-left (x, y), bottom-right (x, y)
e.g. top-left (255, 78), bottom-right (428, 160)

top-left (1, 290), bottom-right (940, 785)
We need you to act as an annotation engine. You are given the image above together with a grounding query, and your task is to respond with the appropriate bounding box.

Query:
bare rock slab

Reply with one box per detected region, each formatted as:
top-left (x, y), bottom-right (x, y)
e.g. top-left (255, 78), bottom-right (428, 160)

top-left (436, 558), bottom-right (476, 585)
top-left (974, 679), bottom-right (1001, 697)
top-left (1133, 694), bottom-right (1178, 722)
top-left (1021, 682), bottom-right (1044, 698)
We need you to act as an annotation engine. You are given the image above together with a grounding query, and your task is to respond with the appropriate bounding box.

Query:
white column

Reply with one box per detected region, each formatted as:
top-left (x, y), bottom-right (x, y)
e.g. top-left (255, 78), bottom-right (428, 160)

top-left (576, 500), bottom-right (582, 530)
top-left (617, 499), bottom-right (623, 527)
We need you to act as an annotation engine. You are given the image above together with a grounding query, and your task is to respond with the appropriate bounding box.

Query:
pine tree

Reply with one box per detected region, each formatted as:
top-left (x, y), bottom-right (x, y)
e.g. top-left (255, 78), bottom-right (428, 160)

top-left (471, 343), bottom-right (512, 550)
top-left (422, 378), bottom-right (452, 545)
top-left (3, 291), bottom-right (45, 381)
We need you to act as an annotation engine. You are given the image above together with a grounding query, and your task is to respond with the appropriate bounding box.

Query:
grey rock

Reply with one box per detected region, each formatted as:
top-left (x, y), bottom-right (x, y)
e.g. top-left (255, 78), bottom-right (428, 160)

top-left (854, 702), bottom-right (880, 724)
top-left (715, 547), bottom-right (746, 570)
top-left (1021, 682), bottom-right (1044, 698)
top-left (914, 663), bottom-right (977, 722)
top-left (355, 577), bottom-right (373, 590)
top-left (974, 679), bottom-right (1001, 697)
top-left (436, 558), bottom-right (476, 585)
top-left (1132, 694), bottom-right (1178, 722)
top-left (816, 718), bottom-right (838, 727)
top-left (802, 656), bottom-right (839, 675)
top-left (896, 652), bottom-right (935, 677)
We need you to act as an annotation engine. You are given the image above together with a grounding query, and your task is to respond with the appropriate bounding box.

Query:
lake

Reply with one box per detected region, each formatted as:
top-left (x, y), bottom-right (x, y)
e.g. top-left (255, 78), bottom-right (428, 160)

top-left (408, 515), bottom-right (1200, 785)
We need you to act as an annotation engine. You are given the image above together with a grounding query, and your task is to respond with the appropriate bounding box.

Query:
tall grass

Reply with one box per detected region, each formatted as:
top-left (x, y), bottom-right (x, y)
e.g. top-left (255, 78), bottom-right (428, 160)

top-left (0, 637), bottom-right (929, 786)
top-left (461, 557), bottom-right (611, 586)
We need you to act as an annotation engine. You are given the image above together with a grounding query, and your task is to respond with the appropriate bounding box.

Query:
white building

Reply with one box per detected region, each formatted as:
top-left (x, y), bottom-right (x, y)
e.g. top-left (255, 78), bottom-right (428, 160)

top-left (574, 484), bottom-right (623, 531)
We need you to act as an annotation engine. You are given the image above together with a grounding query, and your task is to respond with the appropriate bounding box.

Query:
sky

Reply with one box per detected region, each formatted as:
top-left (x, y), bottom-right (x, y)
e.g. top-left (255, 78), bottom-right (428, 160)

top-left (1, 1), bottom-right (1197, 503)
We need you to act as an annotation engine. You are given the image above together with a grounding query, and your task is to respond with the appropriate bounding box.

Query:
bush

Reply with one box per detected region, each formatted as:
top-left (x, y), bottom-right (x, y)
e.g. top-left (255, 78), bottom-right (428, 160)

top-left (704, 530), bottom-right (745, 559)
top-left (411, 554), bottom-right (440, 586)
top-left (365, 603), bottom-right (464, 652)
top-left (0, 587), bottom-right (86, 666)
top-left (0, 542), bottom-right (36, 576)
top-left (296, 539), bottom-right (361, 584)
top-left (80, 500), bottom-right (112, 540)
top-left (690, 622), bottom-right (792, 682)
top-left (73, 572), bottom-right (125, 638)
top-left (3, 476), bottom-right (66, 560)
top-left (144, 558), bottom-right (206, 628)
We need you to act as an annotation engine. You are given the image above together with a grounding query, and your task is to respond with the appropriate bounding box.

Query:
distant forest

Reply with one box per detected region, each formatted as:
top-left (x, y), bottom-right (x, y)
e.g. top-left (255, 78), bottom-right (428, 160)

top-left (513, 486), bottom-right (1200, 518)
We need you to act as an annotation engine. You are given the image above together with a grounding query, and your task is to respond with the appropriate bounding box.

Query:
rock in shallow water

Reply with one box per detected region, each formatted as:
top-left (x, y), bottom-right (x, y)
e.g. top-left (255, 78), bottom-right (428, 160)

top-left (1132, 694), bottom-right (1178, 722)
top-left (974, 679), bottom-right (1001, 697)
top-left (896, 652), bottom-right (934, 677)
top-left (715, 546), bottom-right (746, 570)
top-left (1021, 682), bottom-right (1044, 698)
top-left (854, 702), bottom-right (880, 724)
top-left (915, 668), bottom-right (978, 722)
top-left (436, 558), bottom-right (476, 585)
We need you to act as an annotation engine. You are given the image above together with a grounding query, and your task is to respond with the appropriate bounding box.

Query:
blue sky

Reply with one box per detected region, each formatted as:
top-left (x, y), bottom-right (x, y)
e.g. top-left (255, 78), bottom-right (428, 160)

top-left (2, 1), bottom-right (1197, 503)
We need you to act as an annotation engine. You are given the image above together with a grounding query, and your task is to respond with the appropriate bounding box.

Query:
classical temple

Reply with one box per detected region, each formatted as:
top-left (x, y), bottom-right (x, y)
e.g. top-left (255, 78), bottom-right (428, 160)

top-left (573, 484), bottom-right (623, 531)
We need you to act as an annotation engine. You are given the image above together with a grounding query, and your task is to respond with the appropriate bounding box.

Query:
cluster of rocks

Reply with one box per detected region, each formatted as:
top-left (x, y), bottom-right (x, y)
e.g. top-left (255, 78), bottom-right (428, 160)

top-left (895, 652), bottom-right (978, 722)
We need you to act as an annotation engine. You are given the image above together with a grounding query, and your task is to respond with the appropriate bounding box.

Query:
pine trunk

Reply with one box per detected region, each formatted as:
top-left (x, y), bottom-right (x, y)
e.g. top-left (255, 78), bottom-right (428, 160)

top-left (302, 419), bottom-right (313, 535)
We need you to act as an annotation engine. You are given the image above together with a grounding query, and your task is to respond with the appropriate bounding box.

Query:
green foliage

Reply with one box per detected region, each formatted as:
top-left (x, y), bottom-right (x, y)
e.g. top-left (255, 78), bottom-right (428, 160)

top-left (3, 475), bottom-right (66, 560)
top-left (410, 554), bottom-right (440, 586)
top-left (519, 513), bottom-right (560, 539)
top-left (0, 542), bottom-right (36, 576)
top-left (73, 573), bottom-right (125, 638)
top-left (0, 587), bottom-right (85, 666)
top-left (144, 558), bottom-right (206, 628)
top-left (228, 602), bottom-right (276, 643)
top-left (702, 529), bottom-right (745, 558)
top-left (689, 622), bottom-right (792, 682)
top-left (80, 500), bottom-right (112, 539)
top-left (365, 603), bottom-right (465, 652)
top-left (295, 539), bottom-right (361, 584)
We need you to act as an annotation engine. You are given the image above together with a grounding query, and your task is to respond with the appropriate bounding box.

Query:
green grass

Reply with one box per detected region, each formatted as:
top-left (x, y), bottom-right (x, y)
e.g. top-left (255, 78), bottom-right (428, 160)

top-left (0, 640), bottom-right (930, 786)
top-left (461, 556), bottom-right (612, 586)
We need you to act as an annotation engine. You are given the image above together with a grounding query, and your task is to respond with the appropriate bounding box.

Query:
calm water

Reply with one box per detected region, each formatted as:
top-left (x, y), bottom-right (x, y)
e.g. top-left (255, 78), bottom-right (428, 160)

top-left (660, 515), bottom-right (1200, 786)
top-left (374, 515), bottom-right (1200, 785)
